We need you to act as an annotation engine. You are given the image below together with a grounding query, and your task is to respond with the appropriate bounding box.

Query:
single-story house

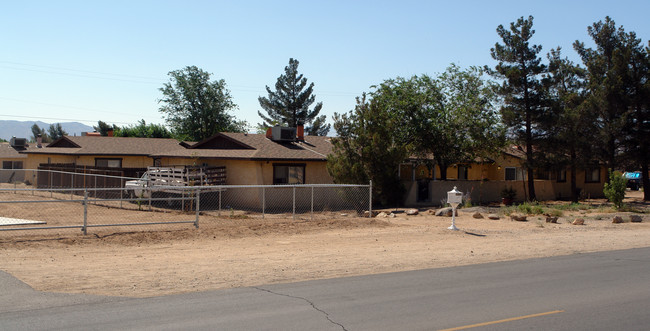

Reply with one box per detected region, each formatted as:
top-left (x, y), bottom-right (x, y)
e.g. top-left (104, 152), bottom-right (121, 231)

top-left (400, 146), bottom-right (607, 205)
top-left (0, 138), bottom-right (31, 183)
top-left (18, 128), bottom-right (333, 188)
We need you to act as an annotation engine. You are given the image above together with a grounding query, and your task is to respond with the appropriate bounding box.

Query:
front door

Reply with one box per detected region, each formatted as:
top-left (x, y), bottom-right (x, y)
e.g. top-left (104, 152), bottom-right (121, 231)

top-left (417, 180), bottom-right (430, 202)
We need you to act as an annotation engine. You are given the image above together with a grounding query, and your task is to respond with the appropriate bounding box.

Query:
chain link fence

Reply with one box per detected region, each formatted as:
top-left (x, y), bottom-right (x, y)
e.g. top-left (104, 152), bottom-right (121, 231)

top-left (0, 169), bottom-right (371, 239)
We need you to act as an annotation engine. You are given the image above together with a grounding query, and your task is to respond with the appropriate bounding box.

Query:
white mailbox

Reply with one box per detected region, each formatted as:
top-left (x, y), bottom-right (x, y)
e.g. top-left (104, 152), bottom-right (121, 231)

top-left (447, 186), bottom-right (462, 231)
top-left (447, 186), bottom-right (463, 207)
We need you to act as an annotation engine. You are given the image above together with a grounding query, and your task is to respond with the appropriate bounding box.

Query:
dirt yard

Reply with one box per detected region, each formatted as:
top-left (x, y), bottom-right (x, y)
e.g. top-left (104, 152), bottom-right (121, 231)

top-left (1, 190), bottom-right (648, 298)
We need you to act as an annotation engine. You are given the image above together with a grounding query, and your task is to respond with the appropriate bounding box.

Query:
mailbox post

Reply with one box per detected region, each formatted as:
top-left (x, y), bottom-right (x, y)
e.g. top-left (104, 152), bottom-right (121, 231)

top-left (447, 186), bottom-right (462, 231)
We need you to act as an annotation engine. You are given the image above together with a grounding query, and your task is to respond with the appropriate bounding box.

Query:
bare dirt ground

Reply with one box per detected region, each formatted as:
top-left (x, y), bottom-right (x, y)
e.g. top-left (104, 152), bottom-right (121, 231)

top-left (1, 190), bottom-right (648, 298)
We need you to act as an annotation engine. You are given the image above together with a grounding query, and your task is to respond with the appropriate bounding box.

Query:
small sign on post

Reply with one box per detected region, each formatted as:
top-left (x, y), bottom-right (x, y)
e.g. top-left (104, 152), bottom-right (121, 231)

top-left (447, 186), bottom-right (462, 231)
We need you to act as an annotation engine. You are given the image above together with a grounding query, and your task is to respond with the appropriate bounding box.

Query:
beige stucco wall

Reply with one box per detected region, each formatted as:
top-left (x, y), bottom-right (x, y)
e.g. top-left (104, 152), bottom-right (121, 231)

top-left (160, 158), bottom-right (333, 185)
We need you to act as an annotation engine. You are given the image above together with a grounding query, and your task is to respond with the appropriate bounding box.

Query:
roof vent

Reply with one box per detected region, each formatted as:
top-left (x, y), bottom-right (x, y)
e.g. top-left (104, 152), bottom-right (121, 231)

top-left (10, 137), bottom-right (27, 148)
top-left (270, 126), bottom-right (296, 142)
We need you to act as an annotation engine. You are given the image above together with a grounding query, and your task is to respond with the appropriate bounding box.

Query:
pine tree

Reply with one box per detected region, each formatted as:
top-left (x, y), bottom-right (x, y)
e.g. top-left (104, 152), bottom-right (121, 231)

top-left (543, 47), bottom-right (594, 202)
top-left (258, 58), bottom-right (330, 136)
top-left (490, 15), bottom-right (547, 201)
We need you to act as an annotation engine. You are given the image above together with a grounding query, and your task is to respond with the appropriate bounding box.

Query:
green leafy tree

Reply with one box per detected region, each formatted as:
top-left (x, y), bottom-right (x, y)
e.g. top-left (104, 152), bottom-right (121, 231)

top-left (258, 58), bottom-right (330, 136)
top-left (327, 93), bottom-right (407, 206)
top-left (30, 124), bottom-right (50, 143)
top-left (93, 121), bottom-right (119, 136)
top-left (159, 66), bottom-right (247, 141)
top-left (490, 15), bottom-right (547, 201)
top-left (603, 170), bottom-right (627, 209)
top-left (371, 65), bottom-right (504, 180)
top-left (114, 120), bottom-right (173, 138)
top-left (48, 123), bottom-right (67, 141)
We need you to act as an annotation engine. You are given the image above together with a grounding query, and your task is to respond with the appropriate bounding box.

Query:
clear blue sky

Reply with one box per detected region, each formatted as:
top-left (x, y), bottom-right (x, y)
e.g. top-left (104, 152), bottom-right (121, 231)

top-left (2, 0), bottom-right (649, 132)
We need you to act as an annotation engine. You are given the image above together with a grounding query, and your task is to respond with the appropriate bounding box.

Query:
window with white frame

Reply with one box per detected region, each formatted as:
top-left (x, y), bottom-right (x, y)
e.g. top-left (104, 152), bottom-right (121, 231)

top-left (95, 158), bottom-right (122, 168)
top-left (2, 161), bottom-right (23, 169)
top-left (585, 167), bottom-right (601, 183)
top-left (273, 164), bottom-right (305, 184)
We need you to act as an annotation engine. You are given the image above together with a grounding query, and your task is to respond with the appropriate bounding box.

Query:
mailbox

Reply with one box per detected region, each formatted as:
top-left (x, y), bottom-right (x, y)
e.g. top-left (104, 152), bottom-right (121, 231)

top-left (447, 186), bottom-right (462, 231)
top-left (447, 186), bottom-right (463, 207)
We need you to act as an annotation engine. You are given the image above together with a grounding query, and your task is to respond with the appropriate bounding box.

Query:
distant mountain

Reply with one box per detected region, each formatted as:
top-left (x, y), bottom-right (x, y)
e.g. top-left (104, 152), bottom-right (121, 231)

top-left (0, 120), bottom-right (94, 141)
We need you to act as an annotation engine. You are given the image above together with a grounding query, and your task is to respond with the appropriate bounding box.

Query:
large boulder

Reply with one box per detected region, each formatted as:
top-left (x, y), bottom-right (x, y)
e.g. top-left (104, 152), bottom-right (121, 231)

top-left (572, 218), bottom-right (585, 225)
top-left (630, 215), bottom-right (643, 223)
top-left (406, 209), bottom-right (419, 216)
top-left (435, 207), bottom-right (458, 217)
top-left (545, 216), bottom-right (559, 223)
top-left (612, 216), bottom-right (624, 224)
top-left (364, 210), bottom-right (379, 218)
top-left (510, 213), bottom-right (527, 222)
top-left (472, 212), bottom-right (484, 219)
top-left (487, 214), bottom-right (500, 220)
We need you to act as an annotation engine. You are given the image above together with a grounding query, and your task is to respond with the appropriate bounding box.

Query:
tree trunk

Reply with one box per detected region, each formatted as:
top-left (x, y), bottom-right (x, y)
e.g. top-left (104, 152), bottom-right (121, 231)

top-left (642, 162), bottom-right (649, 201)
top-left (439, 163), bottom-right (448, 181)
top-left (570, 148), bottom-right (578, 202)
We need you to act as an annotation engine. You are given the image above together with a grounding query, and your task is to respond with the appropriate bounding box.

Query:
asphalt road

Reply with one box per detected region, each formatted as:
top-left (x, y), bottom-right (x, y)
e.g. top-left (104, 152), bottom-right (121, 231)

top-left (2, 247), bottom-right (650, 330)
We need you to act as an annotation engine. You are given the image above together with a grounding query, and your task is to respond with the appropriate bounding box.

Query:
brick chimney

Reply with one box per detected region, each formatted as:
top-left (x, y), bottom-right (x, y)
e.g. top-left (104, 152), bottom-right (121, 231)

top-left (296, 125), bottom-right (304, 141)
top-left (266, 127), bottom-right (273, 139)
top-left (107, 128), bottom-right (114, 137)
top-left (37, 134), bottom-right (42, 148)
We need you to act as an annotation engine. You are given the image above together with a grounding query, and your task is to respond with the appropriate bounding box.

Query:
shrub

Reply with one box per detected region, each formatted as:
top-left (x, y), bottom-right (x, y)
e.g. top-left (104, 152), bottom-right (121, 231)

top-left (603, 170), bottom-right (627, 210)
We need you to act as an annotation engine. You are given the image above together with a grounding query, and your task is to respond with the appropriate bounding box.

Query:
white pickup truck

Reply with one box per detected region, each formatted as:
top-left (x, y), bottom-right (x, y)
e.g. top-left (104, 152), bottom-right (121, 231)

top-left (125, 166), bottom-right (226, 198)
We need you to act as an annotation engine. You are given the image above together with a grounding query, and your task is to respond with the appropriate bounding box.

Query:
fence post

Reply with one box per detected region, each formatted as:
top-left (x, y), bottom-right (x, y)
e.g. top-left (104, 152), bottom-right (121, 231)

top-left (120, 178), bottom-right (123, 209)
top-left (262, 186), bottom-right (265, 219)
top-left (369, 180), bottom-right (372, 218)
top-left (50, 170), bottom-right (53, 198)
top-left (218, 188), bottom-right (222, 216)
top-left (83, 190), bottom-right (88, 235)
top-left (311, 185), bottom-right (314, 221)
top-left (194, 188), bottom-right (200, 228)
top-left (71, 173), bottom-right (74, 200)
top-left (292, 186), bottom-right (296, 220)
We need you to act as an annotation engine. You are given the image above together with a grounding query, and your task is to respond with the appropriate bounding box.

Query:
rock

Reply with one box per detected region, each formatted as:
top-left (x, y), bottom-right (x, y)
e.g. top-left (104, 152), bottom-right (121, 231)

top-left (340, 213), bottom-right (348, 217)
top-left (612, 216), bottom-right (624, 224)
top-left (472, 212), bottom-right (484, 219)
top-left (510, 213), bottom-right (527, 222)
top-left (572, 218), bottom-right (585, 225)
top-left (545, 216), bottom-right (558, 223)
top-left (377, 212), bottom-right (388, 218)
top-left (364, 210), bottom-right (379, 217)
top-left (630, 215), bottom-right (643, 223)
top-left (427, 209), bottom-right (436, 215)
top-left (388, 213), bottom-right (396, 218)
top-left (434, 207), bottom-right (458, 217)
top-left (406, 209), bottom-right (419, 216)
top-left (488, 214), bottom-right (500, 220)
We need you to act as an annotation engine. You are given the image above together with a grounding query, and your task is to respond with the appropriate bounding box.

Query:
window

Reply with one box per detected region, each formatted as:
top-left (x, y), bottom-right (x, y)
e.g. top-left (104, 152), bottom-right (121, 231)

top-left (95, 158), bottom-right (122, 168)
top-left (2, 161), bottom-right (23, 169)
top-left (505, 167), bottom-right (524, 181)
top-left (273, 164), bottom-right (305, 184)
top-left (458, 166), bottom-right (468, 180)
top-left (557, 169), bottom-right (567, 183)
top-left (534, 169), bottom-right (550, 180)
top-left (585, 167), bottom-right (601, 183)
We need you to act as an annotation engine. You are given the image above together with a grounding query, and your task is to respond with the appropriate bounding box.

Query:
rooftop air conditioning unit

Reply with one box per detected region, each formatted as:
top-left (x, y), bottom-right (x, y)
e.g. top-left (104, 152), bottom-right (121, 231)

top-left (10, 137), bottom-right (27, 148)
top-left (271, 126), bottom-right (296, 142)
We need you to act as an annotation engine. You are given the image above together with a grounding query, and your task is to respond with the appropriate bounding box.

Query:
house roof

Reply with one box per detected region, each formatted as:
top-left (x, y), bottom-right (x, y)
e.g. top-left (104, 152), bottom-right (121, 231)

top-left (19, 133), bottom-right (332, 162)
top-left (0, 143), bottom-right (30, 159)
top-left (22, 136), bottom-right (186, 156)
top-left (151, 132), bottom-right (332, 161)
